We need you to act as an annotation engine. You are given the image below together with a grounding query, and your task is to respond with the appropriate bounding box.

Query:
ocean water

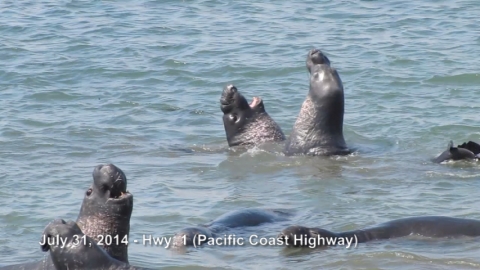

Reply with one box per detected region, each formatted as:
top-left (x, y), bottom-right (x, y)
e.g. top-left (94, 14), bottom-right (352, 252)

top-left (1, 0), bottom-right (480, 269)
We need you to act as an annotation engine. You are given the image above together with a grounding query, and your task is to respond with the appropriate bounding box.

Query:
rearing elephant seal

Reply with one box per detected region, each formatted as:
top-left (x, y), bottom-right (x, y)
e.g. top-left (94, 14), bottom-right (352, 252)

top-left (278, 216), bottom-right (480, 248)
top-left (220, 84), bottom-right (285, 147)
top-left (0, 164), bottom-right (133, 269)
top-left (76, 163), bottom-right (133, 262)
top-left (284, 49), bottom-right (350, 156)
top-left (40, 219), bottom-right (148, 270)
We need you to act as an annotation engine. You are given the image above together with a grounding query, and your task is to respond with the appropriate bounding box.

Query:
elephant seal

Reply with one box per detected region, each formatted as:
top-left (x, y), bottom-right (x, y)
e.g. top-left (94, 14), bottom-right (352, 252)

top-left (76, 163), bottom-right (133, 262)
top-left (220, 84), bottom-right (286, 147)
top-left (40, 219), bottom-right (147, 270)
top-left (284, 49), bottom-right (351, 156)
top-left (278, 216), bottom-right (480, 248)
top-left (433, 140), bottom-right (480, 163)
top-left (172, 208), bottom-right (290, 247)
top-left (0, 164), bottom-right (133, 269)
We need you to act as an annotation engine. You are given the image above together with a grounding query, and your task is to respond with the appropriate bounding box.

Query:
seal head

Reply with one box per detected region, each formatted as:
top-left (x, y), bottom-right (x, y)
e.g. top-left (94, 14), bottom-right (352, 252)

top-left (278, 225), bottom-right (337, 247)
top-left (306, 48), bottom-right (331, 73)
top-left (220, 84), bottom-right (285, 147)
top-left (41, 219), bottom-right (134, 269)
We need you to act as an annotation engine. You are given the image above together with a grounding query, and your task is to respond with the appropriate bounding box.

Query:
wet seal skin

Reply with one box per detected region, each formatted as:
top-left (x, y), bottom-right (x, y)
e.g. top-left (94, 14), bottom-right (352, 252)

top-left (41, 219), bottom-right (149, 270)
top-left (0, 164), bottom-right (133, 269)
top-left (76, 163), bottom-right (133, 263)
top-left (284, 49), bottom-right (351, 156)
top-left (220, 84), bottom-right (286, 147)
top-left (433, 140), bottom-right (480, 163)
top-left (278, 216), bottom-right (480, 248)
top-left (172, 208), bottom-right (291, 248)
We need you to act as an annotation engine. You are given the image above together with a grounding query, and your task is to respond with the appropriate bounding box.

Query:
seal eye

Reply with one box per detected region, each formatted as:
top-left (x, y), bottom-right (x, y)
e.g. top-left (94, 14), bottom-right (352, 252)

top-left (229, 114), bottom-right (238, 122)
top-left (86, 188), bottom-right (93, 196)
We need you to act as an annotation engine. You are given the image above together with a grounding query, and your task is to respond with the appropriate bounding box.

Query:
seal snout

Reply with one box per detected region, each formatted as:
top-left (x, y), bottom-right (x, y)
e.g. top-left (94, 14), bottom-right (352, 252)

top-left (92, 163), bottom-right (130, 200)
top-left (41, 219), bottom-right (76, 252)
top-left (172, 231), bottom-right (198, 247)
top-left (310, 48), bottom-right (320, 56)
top-left (172, 227), bottom-right (212, 247)
top-left (226, 84), bottom-right (237, 93)
top-left (307, 48), bottom-right (331, 68)
top-left (220, 84), bottom-right (240, 114)
top-left (221, 84), bottom-right (237, 104)
top-left (278, 226), bottom-right (312, 247)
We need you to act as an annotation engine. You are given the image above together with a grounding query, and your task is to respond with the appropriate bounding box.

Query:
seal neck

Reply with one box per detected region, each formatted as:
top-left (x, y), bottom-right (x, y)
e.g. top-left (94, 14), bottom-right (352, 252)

top-left (76, 213), bottom-right (130, 263)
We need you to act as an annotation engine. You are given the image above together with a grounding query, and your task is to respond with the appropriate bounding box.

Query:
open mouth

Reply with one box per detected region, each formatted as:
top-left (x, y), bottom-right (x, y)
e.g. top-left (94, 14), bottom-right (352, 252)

top-left (249, 96), bottom-right (262, 108)
top-left (109, 177), bottom-right (129, 200)
top-left (110, 191), bottom-right (130, 200)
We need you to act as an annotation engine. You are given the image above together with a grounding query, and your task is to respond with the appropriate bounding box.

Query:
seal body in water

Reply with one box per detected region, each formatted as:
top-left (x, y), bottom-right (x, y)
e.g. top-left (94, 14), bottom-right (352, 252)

top-left (284, 49), bottom-right (350, 156)
top-left (0, 164), bottom-right (133, 269)
top-left (220, 84), bottom-right (285, 147)
top-left (40, 219), bottom-right (148, 270)
top-left (172, 208), bottom-right (290, 247)
top-left (278, 216), bottom-right (480, 248)
top-left (433, 140), bottom-right (480, 163)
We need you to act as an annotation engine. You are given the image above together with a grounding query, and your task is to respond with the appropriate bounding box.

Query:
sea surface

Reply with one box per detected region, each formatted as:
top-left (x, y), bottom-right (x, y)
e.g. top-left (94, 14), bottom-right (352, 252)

top-left (1, 0), bottom-right (479, 269)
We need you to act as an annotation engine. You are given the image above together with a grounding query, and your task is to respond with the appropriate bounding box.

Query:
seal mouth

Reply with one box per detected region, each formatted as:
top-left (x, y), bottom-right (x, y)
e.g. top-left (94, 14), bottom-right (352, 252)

top-left (249, 97), bottom-right (262, 108)
top-left (109, 190), bottom-right (130, 200)
top-left (108, 177), bottom-right (131, 201)
top-left (110, 178), bottom-right (126, 198)
top-left (107, 190), bottom-right (132, 206)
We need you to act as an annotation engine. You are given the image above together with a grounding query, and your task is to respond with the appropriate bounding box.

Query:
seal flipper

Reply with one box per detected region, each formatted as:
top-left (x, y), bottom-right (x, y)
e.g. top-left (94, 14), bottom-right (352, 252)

top-left (432, 141), bottom-right (454, 163)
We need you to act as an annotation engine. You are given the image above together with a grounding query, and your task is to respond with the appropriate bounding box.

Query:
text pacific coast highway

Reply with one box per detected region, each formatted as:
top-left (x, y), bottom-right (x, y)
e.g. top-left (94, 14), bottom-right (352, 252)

top-left (40, 234), bottom-right (358, 249)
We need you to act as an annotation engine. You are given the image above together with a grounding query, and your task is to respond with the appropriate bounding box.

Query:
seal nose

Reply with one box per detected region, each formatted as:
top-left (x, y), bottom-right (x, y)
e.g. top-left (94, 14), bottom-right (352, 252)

top-left (41, 219), bottom-right (67, 252)
top-left (173, 233), bottom-right (191, 247)
top-left (220, 84), bottom-right (238, 108)
top-left (226, 84), bottom-right (237, 93)
top-left (277, 231), bottom-right (296, 246)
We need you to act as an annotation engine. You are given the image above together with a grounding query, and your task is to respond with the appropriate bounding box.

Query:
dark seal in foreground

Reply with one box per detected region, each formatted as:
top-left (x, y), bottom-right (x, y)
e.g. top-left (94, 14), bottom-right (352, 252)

top-left (284, 49), bottom-right (350, 156)
top-left (433, 140), bottom-right (480, 163)
top-left (40, 219), bottom-right (149, 270)
top-left (0, 164), bottom-right (133, 269)
top-left (172, 208), bottom-right (290, 248)
top-left (221, 84), bottom-right (285, 147)
top-left (278, 216), bottom-right (480, 248)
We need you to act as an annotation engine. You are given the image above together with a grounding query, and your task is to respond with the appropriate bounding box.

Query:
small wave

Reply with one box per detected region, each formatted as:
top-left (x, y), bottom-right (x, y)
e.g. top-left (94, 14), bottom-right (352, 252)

top-left (426, 73), bottom-right (480, 85)
top-left (425, 171), bottom-right (480, 178)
